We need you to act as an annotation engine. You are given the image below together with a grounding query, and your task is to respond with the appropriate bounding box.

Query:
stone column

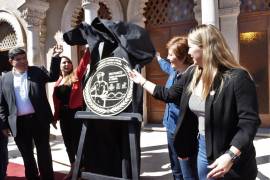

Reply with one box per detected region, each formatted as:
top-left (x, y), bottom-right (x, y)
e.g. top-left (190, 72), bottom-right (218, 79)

top-left (26, 26), bottom-right (39, 66)
top-left (219, 0), bottom-right (241, 61)
top-left (19, 1), bottom-right (49, 65)
top-left (193, 0), bottom-right (202, 25)
top-left (82, 0), bottom-right (99, 24)
top-left (201, 0), bottom-right (219, 27)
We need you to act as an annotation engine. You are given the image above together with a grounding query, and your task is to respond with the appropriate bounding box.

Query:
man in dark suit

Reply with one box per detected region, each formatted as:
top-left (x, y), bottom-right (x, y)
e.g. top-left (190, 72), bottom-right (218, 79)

top-left (0, 46), bottom-right (62, 180)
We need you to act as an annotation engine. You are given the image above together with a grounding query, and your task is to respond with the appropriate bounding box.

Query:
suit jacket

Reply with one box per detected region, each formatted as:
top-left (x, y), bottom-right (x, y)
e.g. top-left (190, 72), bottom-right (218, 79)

top-left (0, 57), bottom-right (60, 137)
top-left (153, 66), bottom-right (261, 178)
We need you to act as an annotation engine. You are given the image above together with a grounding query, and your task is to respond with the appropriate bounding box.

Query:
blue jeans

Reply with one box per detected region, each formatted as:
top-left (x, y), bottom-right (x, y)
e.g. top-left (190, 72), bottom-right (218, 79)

top-left (167, 131), bottom-right (197, 180)
top-left (197, 134), bottom-right (214, 180)
top-left (0, 132), bottom-right (8, 180)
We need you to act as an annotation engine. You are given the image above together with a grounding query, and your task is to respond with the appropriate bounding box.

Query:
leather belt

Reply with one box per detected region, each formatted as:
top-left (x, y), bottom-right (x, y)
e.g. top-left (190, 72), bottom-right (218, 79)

top-left (18, 113), bottom-right (36, 119)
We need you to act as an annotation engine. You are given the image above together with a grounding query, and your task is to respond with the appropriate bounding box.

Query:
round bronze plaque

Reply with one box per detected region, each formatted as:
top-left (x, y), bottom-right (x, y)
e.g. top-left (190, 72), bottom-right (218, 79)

top-left (83, 57), bottom-right (133, 116)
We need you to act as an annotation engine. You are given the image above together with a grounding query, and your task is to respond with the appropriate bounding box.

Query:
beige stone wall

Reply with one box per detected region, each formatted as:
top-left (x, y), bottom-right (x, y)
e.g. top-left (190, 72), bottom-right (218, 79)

top-left (0, 0), bottom-right (25, 10)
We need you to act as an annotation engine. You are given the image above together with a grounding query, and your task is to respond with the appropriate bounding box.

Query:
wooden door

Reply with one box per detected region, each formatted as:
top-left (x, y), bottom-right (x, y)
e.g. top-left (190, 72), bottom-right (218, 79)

top-left (146, 20), bottom-right (196, 123)
top-left (0, 51), bottom-right (11, 74)
top-left (238, 11), bottom-right (270, 126)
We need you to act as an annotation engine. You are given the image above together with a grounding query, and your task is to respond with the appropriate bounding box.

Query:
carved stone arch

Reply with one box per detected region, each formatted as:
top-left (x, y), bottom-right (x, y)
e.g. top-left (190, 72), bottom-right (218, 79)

top-left (99, 0), bottom-right (123, 21)
top-left (61, 0), bottom-right (81, 32)
top-left (0, 10), bottom-right (25, 48)
top-left (127, 0), bottom-right (148, 27)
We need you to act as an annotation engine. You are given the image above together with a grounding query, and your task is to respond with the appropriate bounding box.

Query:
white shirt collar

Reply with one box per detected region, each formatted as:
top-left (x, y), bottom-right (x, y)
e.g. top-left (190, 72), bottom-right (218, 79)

top-left (12, 68), bottom-right (27, 76)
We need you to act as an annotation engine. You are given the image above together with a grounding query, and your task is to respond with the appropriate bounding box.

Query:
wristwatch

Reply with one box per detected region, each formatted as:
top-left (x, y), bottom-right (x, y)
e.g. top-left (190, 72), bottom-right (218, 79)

top-left (225, 150), bottom-right (240, 163)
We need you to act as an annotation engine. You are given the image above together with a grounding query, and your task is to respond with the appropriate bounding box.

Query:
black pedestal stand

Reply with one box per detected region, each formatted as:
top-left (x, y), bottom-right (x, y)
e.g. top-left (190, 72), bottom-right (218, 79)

top-left (71, 111), bottom-right (142, 180)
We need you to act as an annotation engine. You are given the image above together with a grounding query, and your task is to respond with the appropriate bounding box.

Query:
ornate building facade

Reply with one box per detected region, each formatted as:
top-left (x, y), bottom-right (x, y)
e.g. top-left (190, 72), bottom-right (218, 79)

top-left (0, 0), bottom-right (269, 126)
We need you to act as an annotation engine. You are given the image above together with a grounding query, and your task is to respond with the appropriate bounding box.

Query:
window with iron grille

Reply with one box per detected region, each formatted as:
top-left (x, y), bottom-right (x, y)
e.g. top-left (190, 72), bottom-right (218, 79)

top-left (144, 0), bottom-right (195, 26)
top-left (0, 21), bottom-right (17, 51)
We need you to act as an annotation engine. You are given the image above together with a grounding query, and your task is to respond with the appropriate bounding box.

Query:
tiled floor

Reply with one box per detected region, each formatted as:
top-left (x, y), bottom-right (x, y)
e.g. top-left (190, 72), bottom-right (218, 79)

top-left (7, 125), bottom-right (270, 180)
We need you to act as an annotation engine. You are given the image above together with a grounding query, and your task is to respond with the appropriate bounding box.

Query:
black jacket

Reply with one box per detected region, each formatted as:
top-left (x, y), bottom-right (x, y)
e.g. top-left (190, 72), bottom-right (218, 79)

top-left (153, 67), bottom-right (260, 179)
top-left (0, 57), bottom-right (60, 137)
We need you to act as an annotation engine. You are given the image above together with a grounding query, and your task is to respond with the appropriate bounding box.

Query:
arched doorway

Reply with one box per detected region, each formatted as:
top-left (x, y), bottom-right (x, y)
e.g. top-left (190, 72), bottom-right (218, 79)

top-left (238, 0), bottom-right (270, 126)
top-left (144, 0), bottom-right (197, 123)
top-left (0, 21), bottom-right (15, 74)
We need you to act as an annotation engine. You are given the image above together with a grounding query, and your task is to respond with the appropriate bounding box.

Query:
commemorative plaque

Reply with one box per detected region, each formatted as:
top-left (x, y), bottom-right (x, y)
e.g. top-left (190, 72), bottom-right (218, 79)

top-left (83, 57), bottom-right (133, 116)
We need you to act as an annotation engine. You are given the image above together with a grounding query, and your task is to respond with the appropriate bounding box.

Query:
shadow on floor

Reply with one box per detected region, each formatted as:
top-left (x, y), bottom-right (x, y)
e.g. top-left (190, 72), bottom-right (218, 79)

top-left (140, 144), bottom-right (173, 180)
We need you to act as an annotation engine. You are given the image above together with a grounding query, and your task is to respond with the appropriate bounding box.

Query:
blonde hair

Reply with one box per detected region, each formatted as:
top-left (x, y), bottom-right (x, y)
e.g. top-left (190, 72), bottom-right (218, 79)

top-left (60, 56), bottom-right (78, 85)
top-left (166, 36), bottom-right (193, 65)
top-left (187, 24), bottom-right (246, 99)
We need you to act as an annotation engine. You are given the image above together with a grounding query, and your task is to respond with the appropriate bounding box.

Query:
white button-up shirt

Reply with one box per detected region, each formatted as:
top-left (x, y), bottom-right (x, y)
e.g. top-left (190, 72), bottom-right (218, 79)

top-left (13, 70), bottom-right (35, 116)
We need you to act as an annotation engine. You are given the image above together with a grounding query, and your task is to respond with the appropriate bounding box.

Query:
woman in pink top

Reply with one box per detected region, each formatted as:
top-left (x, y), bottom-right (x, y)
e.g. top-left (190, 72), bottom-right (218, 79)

top-left (53, 48), bottom-right (90, 179)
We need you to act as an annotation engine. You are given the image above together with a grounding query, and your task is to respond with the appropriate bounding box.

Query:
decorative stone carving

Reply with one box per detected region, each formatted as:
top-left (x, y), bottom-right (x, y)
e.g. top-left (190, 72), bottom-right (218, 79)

top-left (19, 0), bottom-right (49, 27)
top-left (219, 0), bottom-right (240, 9)
top-left (21, 8), bottom-right (45, 27)
top-left (219, 0), bottom-right (240, 17)
top-left (19, 0), bottom-right (49, 65)
top-left (127, 0), bottom-right (148, 27)
top-left (219, 6), bottom-right (240, 17)
top-left (99, 0), bottom-right (123, 20)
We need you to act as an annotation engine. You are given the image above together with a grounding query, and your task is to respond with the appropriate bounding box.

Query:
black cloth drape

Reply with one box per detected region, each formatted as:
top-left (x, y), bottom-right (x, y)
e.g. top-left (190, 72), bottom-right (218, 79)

top-left (63, 17), bottom-right (155, 178)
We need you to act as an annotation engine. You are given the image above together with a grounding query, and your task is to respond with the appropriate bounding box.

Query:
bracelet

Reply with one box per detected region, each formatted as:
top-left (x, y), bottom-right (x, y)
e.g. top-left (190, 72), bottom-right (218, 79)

top-left (141, 80), bottom-right (147, 87)
top-left (225, 150), bottom-right (240, 163)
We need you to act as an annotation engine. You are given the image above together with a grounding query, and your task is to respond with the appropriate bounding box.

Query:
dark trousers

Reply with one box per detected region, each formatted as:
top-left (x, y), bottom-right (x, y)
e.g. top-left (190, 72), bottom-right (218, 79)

top-left (0, 132), bottom-right (8, 180)
top-left (167, 131), bottom-right (198, 180)
top-left (59, 108), bottom-right (82, 164)
top-left (14, 114), bottom-right (54, 180)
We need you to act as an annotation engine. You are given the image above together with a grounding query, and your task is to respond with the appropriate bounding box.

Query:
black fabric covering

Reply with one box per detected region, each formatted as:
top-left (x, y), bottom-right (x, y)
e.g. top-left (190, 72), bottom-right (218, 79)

top-left (63, 18), bottom-right (155, 178)
top-left (63, 17), bottom-right (155, 67)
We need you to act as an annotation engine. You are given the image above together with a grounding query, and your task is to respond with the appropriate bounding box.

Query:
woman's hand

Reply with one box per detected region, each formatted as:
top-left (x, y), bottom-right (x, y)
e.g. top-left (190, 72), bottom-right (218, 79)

top-left (52, 44), bottom-right (63, 57)
top-left (207, 153), bottom-right (233, 179)
top-left (128, 69), bottom-right (146, 86)
top-left (156, 52), bottom-right (161, 61)
top-left (129, 69), bottom-right (156, 94)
